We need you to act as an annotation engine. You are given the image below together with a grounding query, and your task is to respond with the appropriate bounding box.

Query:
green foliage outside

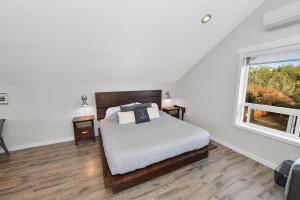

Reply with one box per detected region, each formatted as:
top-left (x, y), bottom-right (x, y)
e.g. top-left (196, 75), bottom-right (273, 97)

top-left (246, 64), bottom-right (300, 109)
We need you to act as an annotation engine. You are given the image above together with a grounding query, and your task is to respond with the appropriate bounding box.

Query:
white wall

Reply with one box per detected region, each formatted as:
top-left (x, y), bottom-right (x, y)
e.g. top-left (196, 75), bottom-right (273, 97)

top-left (0, 0), bottom-right (265, 85)
top-left (0, 82), bottom-right (175, 151)
top-left (176, 0), bottom-right (300, 168)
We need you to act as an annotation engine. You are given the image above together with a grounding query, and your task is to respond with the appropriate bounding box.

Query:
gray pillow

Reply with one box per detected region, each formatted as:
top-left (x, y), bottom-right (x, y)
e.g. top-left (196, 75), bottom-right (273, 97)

top-left (120, 104), bottom-right (137, 112)
top-left (120, 103), bottom-right (152, 112)
top-left (137, 103), bottom-right (152, 108)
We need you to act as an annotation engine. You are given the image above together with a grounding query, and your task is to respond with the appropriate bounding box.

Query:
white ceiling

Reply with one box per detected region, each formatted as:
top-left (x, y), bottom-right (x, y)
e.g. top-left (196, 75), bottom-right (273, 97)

top-left (0, 0), bottom-right (265, 85)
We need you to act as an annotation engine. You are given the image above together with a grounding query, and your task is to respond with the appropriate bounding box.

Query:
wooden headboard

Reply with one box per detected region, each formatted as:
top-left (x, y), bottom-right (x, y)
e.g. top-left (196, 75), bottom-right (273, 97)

top-left (95, 90), bottom-right (162, 120)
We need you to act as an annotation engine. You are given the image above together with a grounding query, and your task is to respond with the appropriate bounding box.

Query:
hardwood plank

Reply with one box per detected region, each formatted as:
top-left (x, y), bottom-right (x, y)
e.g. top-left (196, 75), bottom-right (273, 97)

top-left (0, 138), bottom-right (285, 200)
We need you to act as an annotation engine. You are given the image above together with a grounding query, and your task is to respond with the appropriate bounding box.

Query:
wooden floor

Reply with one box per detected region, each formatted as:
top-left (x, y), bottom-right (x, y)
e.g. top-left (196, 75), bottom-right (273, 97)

top-left (0, 138), bottom-right (284, 200)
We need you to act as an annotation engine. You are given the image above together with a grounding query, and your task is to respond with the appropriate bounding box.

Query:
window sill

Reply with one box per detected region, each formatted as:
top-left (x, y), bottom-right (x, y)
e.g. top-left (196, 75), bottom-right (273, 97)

top-left (234, 122), bottom-right (300, 148)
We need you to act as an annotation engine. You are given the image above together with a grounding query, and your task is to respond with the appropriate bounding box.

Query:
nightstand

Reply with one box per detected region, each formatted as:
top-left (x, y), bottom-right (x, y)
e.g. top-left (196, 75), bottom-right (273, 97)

top-left (72, 115), bottom-right (95, 145)
top-left (163, 105), bottom-right (186, 120)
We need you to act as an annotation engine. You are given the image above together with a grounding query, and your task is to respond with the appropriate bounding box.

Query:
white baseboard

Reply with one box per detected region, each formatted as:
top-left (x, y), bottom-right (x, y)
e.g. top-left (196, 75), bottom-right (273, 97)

top-left (0, 136), bottom-right (74, 153)
top-left (0, 128), bottom-right (100, 153)
top-left (211, 136), bottom-right (277, 169)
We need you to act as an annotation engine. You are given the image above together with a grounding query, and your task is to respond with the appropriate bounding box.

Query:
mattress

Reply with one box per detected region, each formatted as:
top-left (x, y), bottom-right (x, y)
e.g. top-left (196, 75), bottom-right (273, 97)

top-left (100, 112), bottom-right (210, 175)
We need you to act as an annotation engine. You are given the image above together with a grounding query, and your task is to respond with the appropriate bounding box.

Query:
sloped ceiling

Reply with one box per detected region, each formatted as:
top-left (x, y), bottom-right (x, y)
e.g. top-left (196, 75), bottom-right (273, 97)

top-left (0, 0), bottom-right (265, 85)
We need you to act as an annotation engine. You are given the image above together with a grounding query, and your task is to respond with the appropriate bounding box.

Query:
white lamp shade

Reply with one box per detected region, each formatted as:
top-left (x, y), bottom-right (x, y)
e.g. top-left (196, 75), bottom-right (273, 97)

top-left (163, 99), bottom-right (174, 107)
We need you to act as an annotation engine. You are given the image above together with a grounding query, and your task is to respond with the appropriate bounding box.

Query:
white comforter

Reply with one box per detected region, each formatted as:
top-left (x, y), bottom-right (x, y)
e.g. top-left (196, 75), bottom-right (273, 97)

top-left (100, 112), bottom-right (210, 175)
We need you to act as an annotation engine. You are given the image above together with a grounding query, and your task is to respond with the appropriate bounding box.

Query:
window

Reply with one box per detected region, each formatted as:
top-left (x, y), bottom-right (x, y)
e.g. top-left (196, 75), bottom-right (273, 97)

top-left (235, 39), bottom-right (300, 146)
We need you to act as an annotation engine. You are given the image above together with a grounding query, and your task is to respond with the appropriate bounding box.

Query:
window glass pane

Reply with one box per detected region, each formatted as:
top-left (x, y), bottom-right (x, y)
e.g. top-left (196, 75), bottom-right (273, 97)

top-left (246, 108), bottom-right (289, 132)
top-left (242, 106), bottom-right (248, 123)
top-left (246, 60), bottom-right (300, 109)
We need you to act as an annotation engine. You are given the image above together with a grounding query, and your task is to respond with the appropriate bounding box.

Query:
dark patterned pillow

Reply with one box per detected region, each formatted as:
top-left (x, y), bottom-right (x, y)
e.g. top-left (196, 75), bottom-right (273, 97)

top-left (120, 103), bottom-right (152, 112)
top-left (133, 107), bottom-right (150, 124)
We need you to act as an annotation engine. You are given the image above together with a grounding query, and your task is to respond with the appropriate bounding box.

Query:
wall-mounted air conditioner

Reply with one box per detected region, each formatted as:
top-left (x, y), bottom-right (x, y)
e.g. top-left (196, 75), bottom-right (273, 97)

top-left (263, 1), bottom-right (300, 31)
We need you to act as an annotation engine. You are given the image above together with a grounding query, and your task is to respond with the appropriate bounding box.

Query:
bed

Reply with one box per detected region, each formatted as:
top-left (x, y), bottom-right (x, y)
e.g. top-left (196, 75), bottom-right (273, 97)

top-left (96, 90), bottom-right (217, 193)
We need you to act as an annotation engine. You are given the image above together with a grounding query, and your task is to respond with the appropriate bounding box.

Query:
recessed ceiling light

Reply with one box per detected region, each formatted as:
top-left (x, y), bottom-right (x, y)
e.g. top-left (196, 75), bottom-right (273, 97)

top-left (201, 14), bottom-right (212, 24)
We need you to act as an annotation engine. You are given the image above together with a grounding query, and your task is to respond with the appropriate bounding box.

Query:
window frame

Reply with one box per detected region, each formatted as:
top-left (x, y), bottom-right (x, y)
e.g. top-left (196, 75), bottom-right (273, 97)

top-left (234, 36), bottom-right (300, 147)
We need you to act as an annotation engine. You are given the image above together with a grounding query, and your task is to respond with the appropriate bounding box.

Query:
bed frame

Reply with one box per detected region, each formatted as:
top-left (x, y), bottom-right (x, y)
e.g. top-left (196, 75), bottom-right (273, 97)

top-left (95, 90), bottom-right (217, 193)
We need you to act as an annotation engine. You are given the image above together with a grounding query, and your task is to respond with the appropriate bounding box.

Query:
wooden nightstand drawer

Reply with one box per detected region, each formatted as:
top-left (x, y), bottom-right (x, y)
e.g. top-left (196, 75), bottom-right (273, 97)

top-left (163, 107), bottom-right (180, 119)
top-left (163, 105), bottom-right (186, 120)
top-left (75, 121), bottom-right (93, 129)
top-left (168, 110), bottom-right (179, 115)
top-left (72, 115), bottom-right (95, 145)
top-left (75, 127), bottom-right (94, 138)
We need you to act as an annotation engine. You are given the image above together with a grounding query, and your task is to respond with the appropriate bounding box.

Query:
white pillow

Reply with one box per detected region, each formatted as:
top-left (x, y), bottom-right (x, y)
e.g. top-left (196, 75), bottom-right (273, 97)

top-left (151, 103), bottom-right (159, 109)
top-left (106, 107), bottom-right (121, 118)
top-left (105, 103), bottom-right (136, 118)
top-left (147, 107), bottom-right (160, 119)
top-left (117, 111), bottom-right (135, 124)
